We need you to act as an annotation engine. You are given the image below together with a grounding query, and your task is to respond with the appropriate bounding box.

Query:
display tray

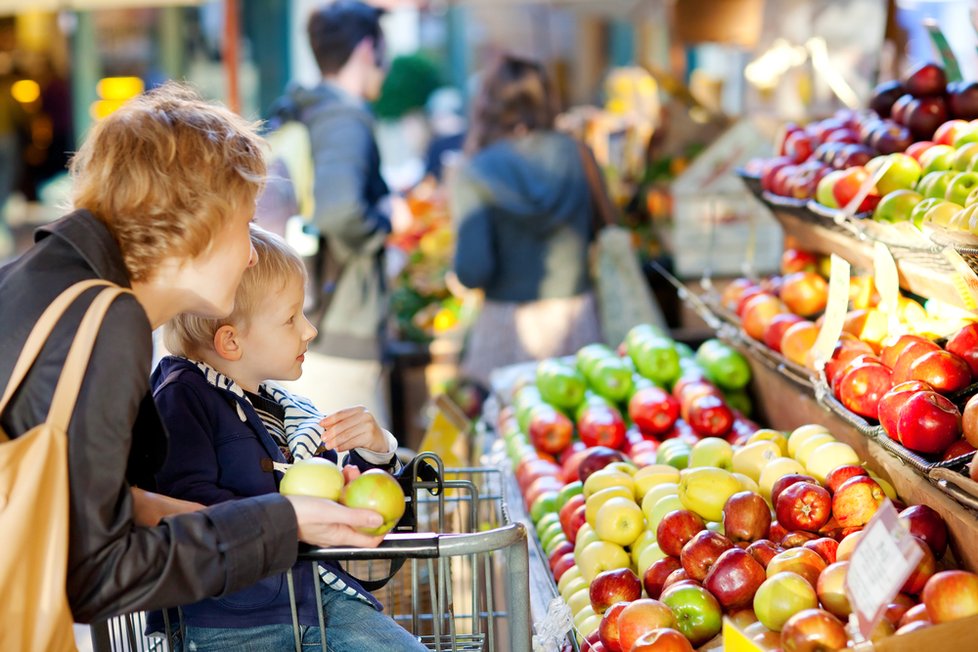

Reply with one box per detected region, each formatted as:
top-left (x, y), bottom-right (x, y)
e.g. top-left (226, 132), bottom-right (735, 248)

top-left (929, 226), bottom-right (978, 256)
top-left (735, 167), bottom-right (762, 199)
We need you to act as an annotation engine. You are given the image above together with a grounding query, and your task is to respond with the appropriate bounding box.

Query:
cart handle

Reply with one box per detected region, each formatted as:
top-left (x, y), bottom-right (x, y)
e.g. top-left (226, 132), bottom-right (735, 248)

top-left (296, 522), bottom-right (527, 561)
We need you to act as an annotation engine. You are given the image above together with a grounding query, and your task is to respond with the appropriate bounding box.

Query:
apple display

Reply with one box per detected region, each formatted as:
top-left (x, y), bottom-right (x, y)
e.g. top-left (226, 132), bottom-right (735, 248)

top-left (895, 390), bottom-right (962, 455)
top-left (643, 556), bottom-right (683, 600)
top-left (703, 547), bottom-right (767, 611)
top-left (659, 583), bottom-right (723, 647)
top-left (680, 530), bottom-right (735, 582)
top-left (615, 598), bottom-right (678, 652)
top-left (656, 509), bottom-right (707, 557)
top-left (779, 608), bottom-right (847, 652)
top-left (722, 491), bottom-right (773, 543)
top-left (775, 482), bottom-right (831, 533)
top-left (746, 540), bottom-right (784, 569)
top-left (589, 568), bottom-right (642, 614)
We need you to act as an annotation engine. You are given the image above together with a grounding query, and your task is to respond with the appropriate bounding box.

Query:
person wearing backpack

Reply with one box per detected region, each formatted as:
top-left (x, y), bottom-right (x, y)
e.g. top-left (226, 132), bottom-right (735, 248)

top-left (266, 0), bottom-right (408, 428)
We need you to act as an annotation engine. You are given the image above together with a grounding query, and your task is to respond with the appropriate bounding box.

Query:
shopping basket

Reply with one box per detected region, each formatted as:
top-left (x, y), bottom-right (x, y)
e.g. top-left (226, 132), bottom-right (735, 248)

top-left (88, 453), bottom-right (532, 652)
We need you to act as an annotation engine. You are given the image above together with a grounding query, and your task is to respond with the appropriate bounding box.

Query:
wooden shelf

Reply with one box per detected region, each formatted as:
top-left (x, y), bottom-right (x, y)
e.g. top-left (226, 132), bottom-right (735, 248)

top-left (772, 209), bottom-right (973, 312)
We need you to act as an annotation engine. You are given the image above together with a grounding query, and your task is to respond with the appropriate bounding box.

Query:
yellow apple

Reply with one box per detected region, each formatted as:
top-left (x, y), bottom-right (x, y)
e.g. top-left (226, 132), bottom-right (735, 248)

top-left (574, 523), bottom-right (600, 557)
top-left (733, 472), bottom-right (761, 493)
top-left (647, 494), bottom-right (685, 533)
top-left (606, 461), bottom-right (638, 476)
top-left (641, 482), bottom-right (680, 514)
top-left (560, 575), bottom-right (587, 602)
top-left (793, 433), bottom-right (837, 468)
top-left (594, 497), bottom-right (644, 546)
top-left (279, 457), bottom-right (344, 500)
top-left (787, 425), bottom-right (831, 458)
top-left (678, 466), bottom-right (742, 522)
top-left (758, 457), bottom-right (807, 499)
top-left (585, 486), bottom-right (634, 527)
top-left (566, 586), bottom-right (591, 615)
top-left (583, 469), bottom-right (635, 499)
top-left (558, 565), bottom-right (583, 594)
top-left (804, 441), bottom-right (860, 483)
top-left (578, 613), bottom-right (602, 639)
top-left (689, 437), bottom-right (735, 470)
top-left (636, 541), bottom-right (668, 577)
top-left (748, 429), bottom-right (790, 457)
top-left (754, 571), bottom-right (818, 632)
top-left (631, 530), bottom-right (658, 566)
top-left (574, 604), bottom-right (597, 628)
top-left (633, 464), bottom-right (682, 497)
top-left (732, 440), bottom-right (782, 481)
top-left (867, 471), bottom-right (897, 500)
top-left (577, 540), bottom-right (630, 582)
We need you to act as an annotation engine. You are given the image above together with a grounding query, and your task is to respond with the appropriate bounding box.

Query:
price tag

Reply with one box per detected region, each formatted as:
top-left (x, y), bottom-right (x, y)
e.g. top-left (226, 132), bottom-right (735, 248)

top-left (722, 617), bottom-right (765, 652)
top-left (941, 247), bottom-right (978, 311)
top-left (873, 242), bottom-right (901, 338)
top-left (845, 500), bottom-right (924, 641)
top-left (925, 19), bottom-right (963, 82)
top-left (810, 255), bottom-right (851, 369)
top-left (839, 158), bottom-right (891, 221)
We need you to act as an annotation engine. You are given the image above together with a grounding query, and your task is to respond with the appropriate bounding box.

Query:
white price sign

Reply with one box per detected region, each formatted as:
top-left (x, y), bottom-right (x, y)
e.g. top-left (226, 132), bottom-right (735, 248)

top-left (845, 500), bottom-right (924, 640)
top-left (810, 255), bottom-right (851, 369)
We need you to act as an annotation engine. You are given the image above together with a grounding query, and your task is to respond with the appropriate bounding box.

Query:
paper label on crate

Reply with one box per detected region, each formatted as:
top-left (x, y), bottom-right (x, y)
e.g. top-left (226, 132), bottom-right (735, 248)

top-left (810, 255), bottom-right (851, 369)
top-left (873, 241), bottom-right (901, 337)
top-left (722, 617), bottom-right (765, 652)
top-left (840, 159), bottom-right (891, 221)
top-left (941, 247), bottom-right (978, 311)
top-left (845, 500), bottom-right (924, 641)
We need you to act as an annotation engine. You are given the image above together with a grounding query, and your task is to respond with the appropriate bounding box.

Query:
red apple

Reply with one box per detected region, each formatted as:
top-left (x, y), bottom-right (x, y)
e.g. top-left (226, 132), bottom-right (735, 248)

top-left (882, 594), bottom-right (917, 627)
top-left (802, 537), bottom-right (839, 565)
top-left (562, 447), bottom-right (595, 483)
top-left (825, 338), bottom-right (877, 389)
top-left (838, 360), bottom-right (893, 420)
top-left (662, 568), bottom-right (694, 592)
top-left (769, 520), bottom-right (789, 543)
top-left (816, 561), bottom-right (852, 618)
top-left (901, 536), bottom-right (937, 595)
top-left (590, 567), bottom-right (642, 614)
top-left (921, 570), bottom-right (978, 623)
top-left (559, 494), bottom-right (586, 540)
top-left (685, 394), bottom-right (734, 438)
top-left (579, 405), bottom-right (628, 450)
top-left (529, 405), bottom-right (574, 454)
top-left (878, 381), bottom-right (933, 440)
top-left (680, 530), bottom-right (735, 582)
top-left (776, 482), bottom-right (832, 533)
top-left (549, 540), bottom-right (575, 570)
top-left (822, 464), bottom-right (869, 494)
top-left (598, 601), bottom-right (629, 652)
top-left (881, 335), bottom-right (936, 369)
top-left (746, 539), bottom-right (783, 569)
top-left (899, 603), bottom-right (931, 628)
top-left (742, 294), bottom-right (789, 341)
top-left (629, 387), bottom-right (681, 439)
top-left (891, 339), bottom-right (942, 384)
top-left (945, 323), bottom-right (978, 377)
top-left (722, 491), bottom-right (773, 544)
top-left (832, 476), bottom-right (886, 528)
top-left (552, 552), bottom-right (577, 583)
top-left (643, 557), bottom-right (683, 600)
top-left (578, 447), bottom-right (628, 484)
top-left (907, 349), bottom-right (972, 394)
top-left (766, 547), bottom-right (827, 589)
top-left (780, 271), bottom-right (829, 318)
top-left (616, 598), bottom-right (678, 652)
top-left (896, 390), bottom-right (962, 455)
top-left (780, 530), bottom-right (820, 549)
top-left (944, 438), bottom-right (976, 461)
top-left (781, 249), bottom-right (819, 275)
top-left (656, 509), bottom-right (707, 558)
top-left (770, 474), bottom-right (819, 506)
top-left (629, 628), bottom-right (694, 652)
top-left (779, 608), bottom-right (847, 652)
top-left (722, 278), bottom-right (761, 312)
top-left (763, 313), bottom-right (806, 353)
top-left (703, 547), bottom-right (767, 611)
top-left (899, 504), bottom-right (948, 559)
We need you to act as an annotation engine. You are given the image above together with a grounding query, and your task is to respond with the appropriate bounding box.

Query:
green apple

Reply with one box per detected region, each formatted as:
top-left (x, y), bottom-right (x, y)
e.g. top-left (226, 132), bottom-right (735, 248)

top-left (629, 336), bottom-right (682, 387)
top-left (530, 490), bottom-right (560, 524)
top-left (576, 343), bottom-right (615, 377)
top-left (656, 439), bottom-right (691, 470)
top-left (688, 437), bottom-right (734, 470)
top-left (280, 458), bottom-right (344, 500)
top-left (920, 144), bottom-right (956, 174)
top-left (340, 469), bottom-right (406, 535)
top-left (539, 519), bottom-right (566, 551)
top-left (953, 142), bottom-right (978, 171)
top-left (945, 172), bottom-right (978, 206)
top-left (967, 185), bottom-right (978, 207)
top-left (909, 197), bottom-right (942, 228)
top-left (587, 356), bottom-right (635, 403)
top-left (556, 480), bottom-right (584, 511)
top-left (753, 571), bottom-right (819, 632)
top-left (953, 124), bottom-right (978, 148)
top-left (536, 359), bottom-right (586, 410)
top-left (647, 494), bottom-right (685, 533)
top-left (917, 170), bottom-right (956, 199)
top-left (924, 200), bottom-right (965, 228)
top-left (815, 170), bottom-right (846, 208)
top-left (874, 153), bottom-right (922, 195)
top-left (574, 523), bottom-right (600, 557)
top-left (874, 189), bottom-right (924, 223)
top-left (560, 576), bottom-right (587, 603)
top-left (630, 529), bottom-right (658, 567)
top-left (641, 482), bottom-right (680, 522)
top-left (557, 565), bottom-right (584, 596)
top-left (660, 583), bottom-right (724, 646)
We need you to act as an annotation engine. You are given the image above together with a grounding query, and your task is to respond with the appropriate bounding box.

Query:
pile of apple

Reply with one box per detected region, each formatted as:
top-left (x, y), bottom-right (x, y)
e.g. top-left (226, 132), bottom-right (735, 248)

top-left (513, 412), bottom-right (978, 652)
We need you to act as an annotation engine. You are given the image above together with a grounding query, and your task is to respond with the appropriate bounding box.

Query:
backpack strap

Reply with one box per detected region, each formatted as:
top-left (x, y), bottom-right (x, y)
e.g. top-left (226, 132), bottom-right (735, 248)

top-left (578, 141), bottom-right (619, 232)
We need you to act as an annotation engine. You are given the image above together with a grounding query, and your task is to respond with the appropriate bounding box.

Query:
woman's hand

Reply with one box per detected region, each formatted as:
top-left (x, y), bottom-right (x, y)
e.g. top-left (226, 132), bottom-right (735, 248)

top-left (319, 406), bottom-right (390, 454)
top-left (286, 495), bottom-right (385, 548)
top-left (130, 487), bottom-right (205, 527)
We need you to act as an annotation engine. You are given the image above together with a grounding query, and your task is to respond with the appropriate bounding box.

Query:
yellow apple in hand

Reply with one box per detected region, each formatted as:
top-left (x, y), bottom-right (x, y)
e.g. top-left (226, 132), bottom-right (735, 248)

top-left (280, 458), bottom-right (344, 500)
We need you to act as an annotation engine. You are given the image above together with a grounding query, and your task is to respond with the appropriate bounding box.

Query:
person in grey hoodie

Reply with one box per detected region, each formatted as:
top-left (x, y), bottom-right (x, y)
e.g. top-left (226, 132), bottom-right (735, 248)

top-left (451, 55), bottom-right (602, 388)
top-left (269, 1), bottom-right (404, 425)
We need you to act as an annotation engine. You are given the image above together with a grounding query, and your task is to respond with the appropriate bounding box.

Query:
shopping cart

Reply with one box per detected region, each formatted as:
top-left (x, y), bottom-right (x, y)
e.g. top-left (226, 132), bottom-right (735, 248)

top-left (89, 453), bottom-right (532, 652)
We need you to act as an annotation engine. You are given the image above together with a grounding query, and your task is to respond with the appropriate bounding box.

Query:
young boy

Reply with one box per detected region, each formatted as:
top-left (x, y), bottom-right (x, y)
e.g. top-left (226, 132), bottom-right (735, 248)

top-left (151, 227), bottom-right (426, 651)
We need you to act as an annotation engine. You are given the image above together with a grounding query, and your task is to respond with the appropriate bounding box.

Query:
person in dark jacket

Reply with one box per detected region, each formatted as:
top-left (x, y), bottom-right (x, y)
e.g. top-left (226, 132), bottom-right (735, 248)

top-left (152, 228), bottom-right (424, 650)
top-left (0, 83), bottom-right (386, 626)
top-left (273, 0), bottom-right (408, 425)
top-left (450, 54), bottom-right (602, 388)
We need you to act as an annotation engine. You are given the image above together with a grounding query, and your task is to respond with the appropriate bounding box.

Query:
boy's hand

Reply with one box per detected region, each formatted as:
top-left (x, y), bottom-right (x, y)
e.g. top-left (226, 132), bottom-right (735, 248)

top-left (319, 406), bottom-right (390, 454)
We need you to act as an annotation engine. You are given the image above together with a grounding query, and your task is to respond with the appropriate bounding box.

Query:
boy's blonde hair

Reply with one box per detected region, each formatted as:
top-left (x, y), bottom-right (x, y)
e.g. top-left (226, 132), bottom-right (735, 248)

top-left (69, 81), bottom-right (267, 281)
top-left (164, 226), bottom-right (307, 359)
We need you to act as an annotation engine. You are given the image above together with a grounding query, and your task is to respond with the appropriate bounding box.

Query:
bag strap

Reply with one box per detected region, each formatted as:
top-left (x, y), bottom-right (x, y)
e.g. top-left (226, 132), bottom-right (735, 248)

top-left (577, 141), bottom-right (619, 232)
top-left (0, 282), bottom-right (130, 435)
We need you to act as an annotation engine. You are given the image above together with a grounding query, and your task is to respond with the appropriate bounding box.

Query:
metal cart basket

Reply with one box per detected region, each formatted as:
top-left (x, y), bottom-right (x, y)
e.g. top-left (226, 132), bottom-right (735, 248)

top-left (89, 453), bottom-right (532, 652)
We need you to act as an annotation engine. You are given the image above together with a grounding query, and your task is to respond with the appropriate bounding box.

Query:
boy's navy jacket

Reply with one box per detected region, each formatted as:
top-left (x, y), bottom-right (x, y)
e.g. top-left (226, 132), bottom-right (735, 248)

top-left (148, 356), bottom-right (391, 629)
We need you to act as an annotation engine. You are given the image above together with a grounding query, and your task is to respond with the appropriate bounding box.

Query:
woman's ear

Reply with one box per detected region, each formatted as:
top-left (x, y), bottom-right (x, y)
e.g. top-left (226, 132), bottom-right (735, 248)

top-left (213, 325), bottom-right (243, 361)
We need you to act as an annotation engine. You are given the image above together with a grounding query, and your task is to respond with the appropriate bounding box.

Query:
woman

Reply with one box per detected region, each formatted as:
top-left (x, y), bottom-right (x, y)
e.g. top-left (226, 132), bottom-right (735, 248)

top-left (0, 83), bottom-right (385, 625)
top-left (450, 54), bottom-right (602, 388)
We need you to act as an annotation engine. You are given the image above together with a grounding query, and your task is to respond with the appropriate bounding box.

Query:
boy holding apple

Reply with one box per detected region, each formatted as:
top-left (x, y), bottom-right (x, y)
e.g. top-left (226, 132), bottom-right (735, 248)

top-left (151, 226), bottom-right (424, 650)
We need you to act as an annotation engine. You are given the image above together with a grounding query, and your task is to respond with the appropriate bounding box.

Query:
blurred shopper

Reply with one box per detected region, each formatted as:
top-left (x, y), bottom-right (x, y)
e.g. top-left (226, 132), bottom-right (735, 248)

top-left (423, 87), bottom-right (466, 183)
top-left (451, 54), bottom-right (602, 389)
top-left (0, 70), bottom-right (22, 258)
top-left (151, 228), bottom-right (424, 650)
top-left (274, 0), bottom-right (406, 426)
top-left (0, 83), bottom-right (386, 625)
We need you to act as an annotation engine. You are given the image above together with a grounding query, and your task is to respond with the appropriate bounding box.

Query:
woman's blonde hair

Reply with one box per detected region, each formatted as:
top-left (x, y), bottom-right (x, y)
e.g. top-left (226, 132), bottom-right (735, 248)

top-left (69, 81), bottom-right (267, 281)
top-left (164, 226), bottom-right (307, 359)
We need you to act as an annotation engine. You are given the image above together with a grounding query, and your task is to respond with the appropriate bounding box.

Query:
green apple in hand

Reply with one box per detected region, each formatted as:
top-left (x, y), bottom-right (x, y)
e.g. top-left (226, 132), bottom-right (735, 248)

top-left (280, 458), bottom-right (344, 500)
top-left (340, 469), bottom-right (406, 535)
top-left (874, 189), bottom-right (924, 223)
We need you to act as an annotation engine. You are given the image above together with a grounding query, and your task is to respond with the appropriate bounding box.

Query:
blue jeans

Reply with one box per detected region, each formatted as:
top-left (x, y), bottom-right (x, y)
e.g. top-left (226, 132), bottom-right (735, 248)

top-left (173, 586), bottom-right (427, 651)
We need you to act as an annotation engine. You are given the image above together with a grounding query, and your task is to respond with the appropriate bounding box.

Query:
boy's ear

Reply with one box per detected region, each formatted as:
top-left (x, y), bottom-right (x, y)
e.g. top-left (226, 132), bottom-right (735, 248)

top-left (213, 325), bottom-right (243, 362)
